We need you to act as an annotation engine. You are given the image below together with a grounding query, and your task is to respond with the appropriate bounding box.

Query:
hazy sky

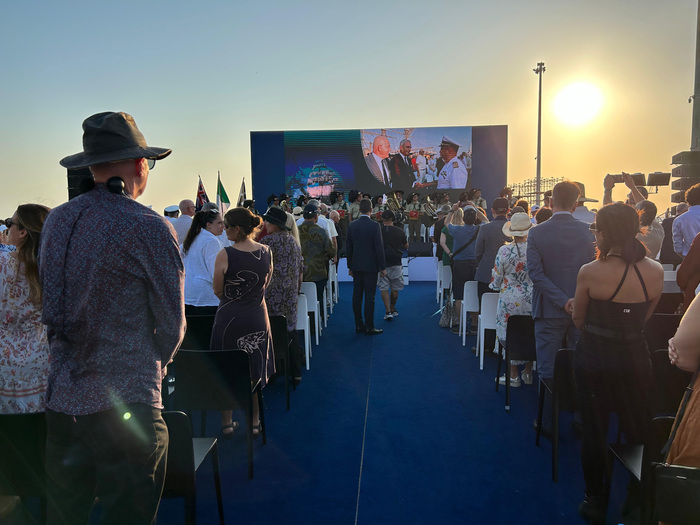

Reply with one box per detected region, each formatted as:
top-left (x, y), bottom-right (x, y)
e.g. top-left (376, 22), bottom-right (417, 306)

top-left (1, 1), bottom-right (697, 216)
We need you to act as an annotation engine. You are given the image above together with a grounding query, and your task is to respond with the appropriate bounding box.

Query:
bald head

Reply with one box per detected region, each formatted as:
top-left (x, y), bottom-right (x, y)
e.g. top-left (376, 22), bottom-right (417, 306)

top-left (179, 199), bottom-right (196, 217)
top-left (329, 210), bottom-right (340, 223)
top-left (373, 136), bottom-right (391, 159)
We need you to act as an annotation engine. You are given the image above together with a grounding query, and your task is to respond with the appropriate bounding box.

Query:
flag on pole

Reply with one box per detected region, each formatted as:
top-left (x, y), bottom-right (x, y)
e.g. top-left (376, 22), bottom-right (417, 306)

top-left (236, 178), bottom-right (247, 207)
top-left (195, 176), bottom-right (209, 212)
top-left (216, 171), bottom-right (230, 214)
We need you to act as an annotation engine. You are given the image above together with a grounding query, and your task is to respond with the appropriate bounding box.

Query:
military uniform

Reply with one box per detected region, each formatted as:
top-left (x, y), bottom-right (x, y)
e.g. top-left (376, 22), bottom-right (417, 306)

top-left (405, 201), bottom-right (422, 242)
top-left (348, 202), bottom-right (361, 221)
top-left (437, 157), bottom-right (468, 190)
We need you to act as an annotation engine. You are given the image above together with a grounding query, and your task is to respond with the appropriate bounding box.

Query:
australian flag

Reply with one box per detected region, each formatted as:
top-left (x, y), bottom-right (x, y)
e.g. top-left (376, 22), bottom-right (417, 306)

top-left (195, 176), bottom-right (210, 212)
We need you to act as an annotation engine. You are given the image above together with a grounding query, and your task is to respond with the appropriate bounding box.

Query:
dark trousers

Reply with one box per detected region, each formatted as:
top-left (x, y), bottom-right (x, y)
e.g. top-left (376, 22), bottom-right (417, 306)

top-left (574, 333), bottom-right (651, 497)
top-left (352, 271), bottom-right (379, 330)
top-left (314, 279), bottom-right (328, 317)
top-left (46, 404), bottom-right (168, 525)
top-left (288, 329), bottom-right (304, 378)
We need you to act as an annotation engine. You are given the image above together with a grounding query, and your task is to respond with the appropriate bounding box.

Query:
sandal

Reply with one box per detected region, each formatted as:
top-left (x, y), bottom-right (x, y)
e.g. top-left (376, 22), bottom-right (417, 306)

top-left (222, 421), bottom-right (239, 438)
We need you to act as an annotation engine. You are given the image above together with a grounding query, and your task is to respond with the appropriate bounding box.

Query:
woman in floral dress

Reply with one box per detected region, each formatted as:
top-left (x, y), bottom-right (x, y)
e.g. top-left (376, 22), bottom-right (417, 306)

top-left (0, 204), bottom-right (51, 413)
top-left (490, 212), bottom-right (534, 387)
top-left (260, 208), bottom-right (304, 381)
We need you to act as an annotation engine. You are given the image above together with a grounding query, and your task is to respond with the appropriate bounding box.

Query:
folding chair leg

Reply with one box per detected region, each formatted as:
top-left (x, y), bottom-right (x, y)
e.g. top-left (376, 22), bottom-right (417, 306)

top-left (185, 495), bottom-right (196, 525)
top-left (211, 444), bottom-right (225, 525)
top-left (535, 384), bottom-right (546, 446)
top-left (495, 348), bottom-right (503, 393)
top-left (552, 394), bottom-right (559, 482)
top-left (247, 402), bottom-right (254, 480)
top-left (258, 389), bottom-right (267, 445)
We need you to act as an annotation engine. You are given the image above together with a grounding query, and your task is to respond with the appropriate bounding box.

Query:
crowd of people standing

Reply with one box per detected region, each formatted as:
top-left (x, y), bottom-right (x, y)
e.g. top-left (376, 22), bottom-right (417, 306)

top-left (2, 111), bottom-right (700, 524)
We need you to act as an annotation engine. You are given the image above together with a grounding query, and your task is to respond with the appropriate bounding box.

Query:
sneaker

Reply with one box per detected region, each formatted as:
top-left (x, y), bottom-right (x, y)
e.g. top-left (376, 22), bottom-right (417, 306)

top-left (497, 374), bottom-right (521, 387)
top-left (391, 310), bottom-right (399, 317)
top-left (384, 313), bottom-right (394, 321)
top-left (521, 372), bottom-right (533, 385)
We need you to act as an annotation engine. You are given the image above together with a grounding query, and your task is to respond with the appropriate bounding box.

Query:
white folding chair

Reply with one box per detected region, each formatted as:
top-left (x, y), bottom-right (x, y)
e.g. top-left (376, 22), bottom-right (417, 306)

top-left (300, 282), bottom-right (321, 345)
top-left (327, 263), bottom-right (337, 312)
top-left (477, 293), bottom-right (499, 370)
top-left (660, 263), bottom-right (674, 271)
top-left (329, 261), bottom-right (339, 304)
top-left (295, 294), bottom-right (312, 369)
top-left (436, 260), bottom-right (444, 303)
top-left (438, 266), bottom-right (452, 307)
top-left (461, 281), bottom-right (480, 346)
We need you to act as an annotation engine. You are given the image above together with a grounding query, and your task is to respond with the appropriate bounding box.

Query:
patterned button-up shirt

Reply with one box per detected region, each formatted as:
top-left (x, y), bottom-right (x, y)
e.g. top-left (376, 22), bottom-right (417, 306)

top-left (39, 184), bottom-right (185, 415)
top-left (298, 220), bottom-right (335, 282)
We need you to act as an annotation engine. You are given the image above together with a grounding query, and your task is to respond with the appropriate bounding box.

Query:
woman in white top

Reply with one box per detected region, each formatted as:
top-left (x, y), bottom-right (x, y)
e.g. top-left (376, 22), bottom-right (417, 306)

top-left (182, 209), bottom-right (225, 314)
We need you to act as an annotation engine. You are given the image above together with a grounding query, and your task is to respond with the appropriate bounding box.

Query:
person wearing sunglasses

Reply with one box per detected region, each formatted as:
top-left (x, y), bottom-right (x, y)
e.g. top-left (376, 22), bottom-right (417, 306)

top-left (39, 112), bottom-right (183, 524)
top-left (0, 204), bottom-right (51, 414)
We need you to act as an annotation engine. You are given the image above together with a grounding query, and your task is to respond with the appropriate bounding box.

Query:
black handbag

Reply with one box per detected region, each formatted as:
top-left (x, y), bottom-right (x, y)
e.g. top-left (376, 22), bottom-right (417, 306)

top-left (653, 365), bottom-right (700, 524)
top-left (653, 463), bottom-right (700, 524)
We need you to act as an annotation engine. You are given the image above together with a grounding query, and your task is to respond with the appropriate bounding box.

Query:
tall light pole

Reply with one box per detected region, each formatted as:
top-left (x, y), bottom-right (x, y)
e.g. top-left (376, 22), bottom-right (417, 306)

top-left (534, 61), bottom-right (546, 206)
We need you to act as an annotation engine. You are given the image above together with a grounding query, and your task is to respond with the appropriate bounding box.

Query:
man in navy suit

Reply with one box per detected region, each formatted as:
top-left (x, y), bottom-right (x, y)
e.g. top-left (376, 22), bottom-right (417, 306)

top-left (346, 199), bottom-right (386, 335)
top-left (527, 181), bottom-right (596, 382)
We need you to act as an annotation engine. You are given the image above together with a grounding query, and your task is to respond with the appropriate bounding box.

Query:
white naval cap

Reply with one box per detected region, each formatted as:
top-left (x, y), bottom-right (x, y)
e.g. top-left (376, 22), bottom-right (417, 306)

top-left (164, 205), bottom-right (179, 213)
top-left (439, 136), bottom-right (462, 149)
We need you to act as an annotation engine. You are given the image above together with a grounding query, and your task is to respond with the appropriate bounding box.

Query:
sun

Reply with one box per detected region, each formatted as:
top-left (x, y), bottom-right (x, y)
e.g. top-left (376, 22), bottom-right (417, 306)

top-left (552, 82), bottom-right (603, 126)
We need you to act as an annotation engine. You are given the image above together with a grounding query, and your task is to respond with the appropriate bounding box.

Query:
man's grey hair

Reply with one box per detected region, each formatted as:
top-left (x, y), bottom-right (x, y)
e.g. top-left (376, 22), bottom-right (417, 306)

top-left (400, 139), bottom-right (411, 148)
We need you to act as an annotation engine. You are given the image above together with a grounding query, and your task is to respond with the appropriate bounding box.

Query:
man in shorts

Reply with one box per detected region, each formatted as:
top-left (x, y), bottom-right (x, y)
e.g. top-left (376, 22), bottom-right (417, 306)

top-left (378, 210), bottom-right (408, 320)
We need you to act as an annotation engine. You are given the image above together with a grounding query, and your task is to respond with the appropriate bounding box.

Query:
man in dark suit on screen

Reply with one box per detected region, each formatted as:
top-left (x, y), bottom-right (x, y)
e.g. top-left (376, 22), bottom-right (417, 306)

top-left (388, 139), bottom-right (416, 190)
top-left (346, 199), bottom-right (386, 335)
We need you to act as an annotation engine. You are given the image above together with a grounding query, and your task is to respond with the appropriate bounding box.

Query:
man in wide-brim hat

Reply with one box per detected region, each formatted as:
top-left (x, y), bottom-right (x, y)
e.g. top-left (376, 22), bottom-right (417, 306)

top-left (41, 111), bottom-right (183, 524)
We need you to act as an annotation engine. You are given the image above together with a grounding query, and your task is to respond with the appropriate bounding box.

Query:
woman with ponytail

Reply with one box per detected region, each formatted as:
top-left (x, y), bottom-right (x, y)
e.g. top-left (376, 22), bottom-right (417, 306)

top-left (0, 204), bottom-right (50, 413)
top-left (182, 209), bottom-right (225, 314)
top-left (210, 208), bottom-right (273, 437)
top-left (572, 202), bottom-right (664, 523)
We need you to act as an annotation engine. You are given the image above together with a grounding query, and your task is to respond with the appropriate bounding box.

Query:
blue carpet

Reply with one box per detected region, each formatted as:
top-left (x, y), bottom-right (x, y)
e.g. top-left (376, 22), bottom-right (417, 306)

top-left (155, 281), bottom-right (633, 524)
top-left (4, 281), bottom-right (632, 524)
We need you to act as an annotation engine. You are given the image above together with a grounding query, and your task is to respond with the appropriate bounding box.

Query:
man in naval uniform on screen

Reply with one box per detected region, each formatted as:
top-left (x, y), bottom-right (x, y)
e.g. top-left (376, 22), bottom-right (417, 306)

top-left (436, 136), bottom-right (470, 190)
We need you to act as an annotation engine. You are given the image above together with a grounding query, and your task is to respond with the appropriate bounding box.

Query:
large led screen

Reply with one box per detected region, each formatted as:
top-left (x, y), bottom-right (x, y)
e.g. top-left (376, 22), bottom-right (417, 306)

top-left (250, 125), bottom-right (506, 210)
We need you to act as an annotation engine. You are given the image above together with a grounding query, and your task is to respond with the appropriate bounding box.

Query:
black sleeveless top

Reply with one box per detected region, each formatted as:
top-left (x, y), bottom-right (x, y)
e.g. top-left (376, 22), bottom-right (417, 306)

top-left (585, 256), bottom-right (652, 335)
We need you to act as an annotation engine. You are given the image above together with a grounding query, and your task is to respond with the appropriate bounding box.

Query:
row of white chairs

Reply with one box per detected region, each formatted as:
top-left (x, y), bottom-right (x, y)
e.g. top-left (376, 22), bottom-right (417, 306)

top-left (436, 264), bottom-right (500, 371)
top-left (296, 261), bottom-right (340, 371)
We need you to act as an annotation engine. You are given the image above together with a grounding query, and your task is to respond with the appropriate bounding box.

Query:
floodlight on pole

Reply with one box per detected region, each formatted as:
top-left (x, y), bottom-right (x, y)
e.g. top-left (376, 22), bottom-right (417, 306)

top-left (534, 61), bottom-right (546, 206)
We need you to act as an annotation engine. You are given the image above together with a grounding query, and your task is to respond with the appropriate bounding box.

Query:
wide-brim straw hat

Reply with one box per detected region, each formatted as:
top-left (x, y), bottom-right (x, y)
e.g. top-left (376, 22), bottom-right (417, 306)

top-left (574, 182), bottom-right (599, 203)
top-left (502, 212), bottom-right (533, 237)
top-left (60, 112), bottom-right (171, 169)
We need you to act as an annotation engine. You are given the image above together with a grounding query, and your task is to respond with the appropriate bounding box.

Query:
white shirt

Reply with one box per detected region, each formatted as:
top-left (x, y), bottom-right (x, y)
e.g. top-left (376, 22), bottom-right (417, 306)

top-left (572, 205), bottom-right (596, 224)
top-left (436, 157), bottom-right (468, 189)
top-left (673, 206), bottom-right (700, 256)
top-left (172, 215), bottom-right (193, 245)
top-left (182, 229), bottom-right (224, 306)
top-left (297, 214), bottom-right (337, 240)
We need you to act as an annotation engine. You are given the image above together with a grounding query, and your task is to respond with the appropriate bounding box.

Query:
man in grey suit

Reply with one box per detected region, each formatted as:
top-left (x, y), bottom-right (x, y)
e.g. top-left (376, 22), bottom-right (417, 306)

top-left (346, 199), bottom-right (386, 335)
top-left (475, 197), bottom-right (511, 299)
top-left (527, 181), bottom-right (596, 382)
top-left (363, 135), bottom-right (392, 191)
top-left (473, 197), bottom-right (511, 345)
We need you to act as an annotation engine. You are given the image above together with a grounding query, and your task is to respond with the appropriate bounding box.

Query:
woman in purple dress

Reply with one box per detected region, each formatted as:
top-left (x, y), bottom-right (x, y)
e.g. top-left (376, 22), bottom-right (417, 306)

top-left (259, 207), bottom-right (304, 381)
top-left (211, 208), bottom-right (273, 437)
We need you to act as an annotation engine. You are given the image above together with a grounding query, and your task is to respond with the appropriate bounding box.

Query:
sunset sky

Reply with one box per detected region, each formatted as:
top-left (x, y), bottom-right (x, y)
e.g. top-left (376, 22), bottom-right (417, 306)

top-left (1, 1), bottom-right (697, 216)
